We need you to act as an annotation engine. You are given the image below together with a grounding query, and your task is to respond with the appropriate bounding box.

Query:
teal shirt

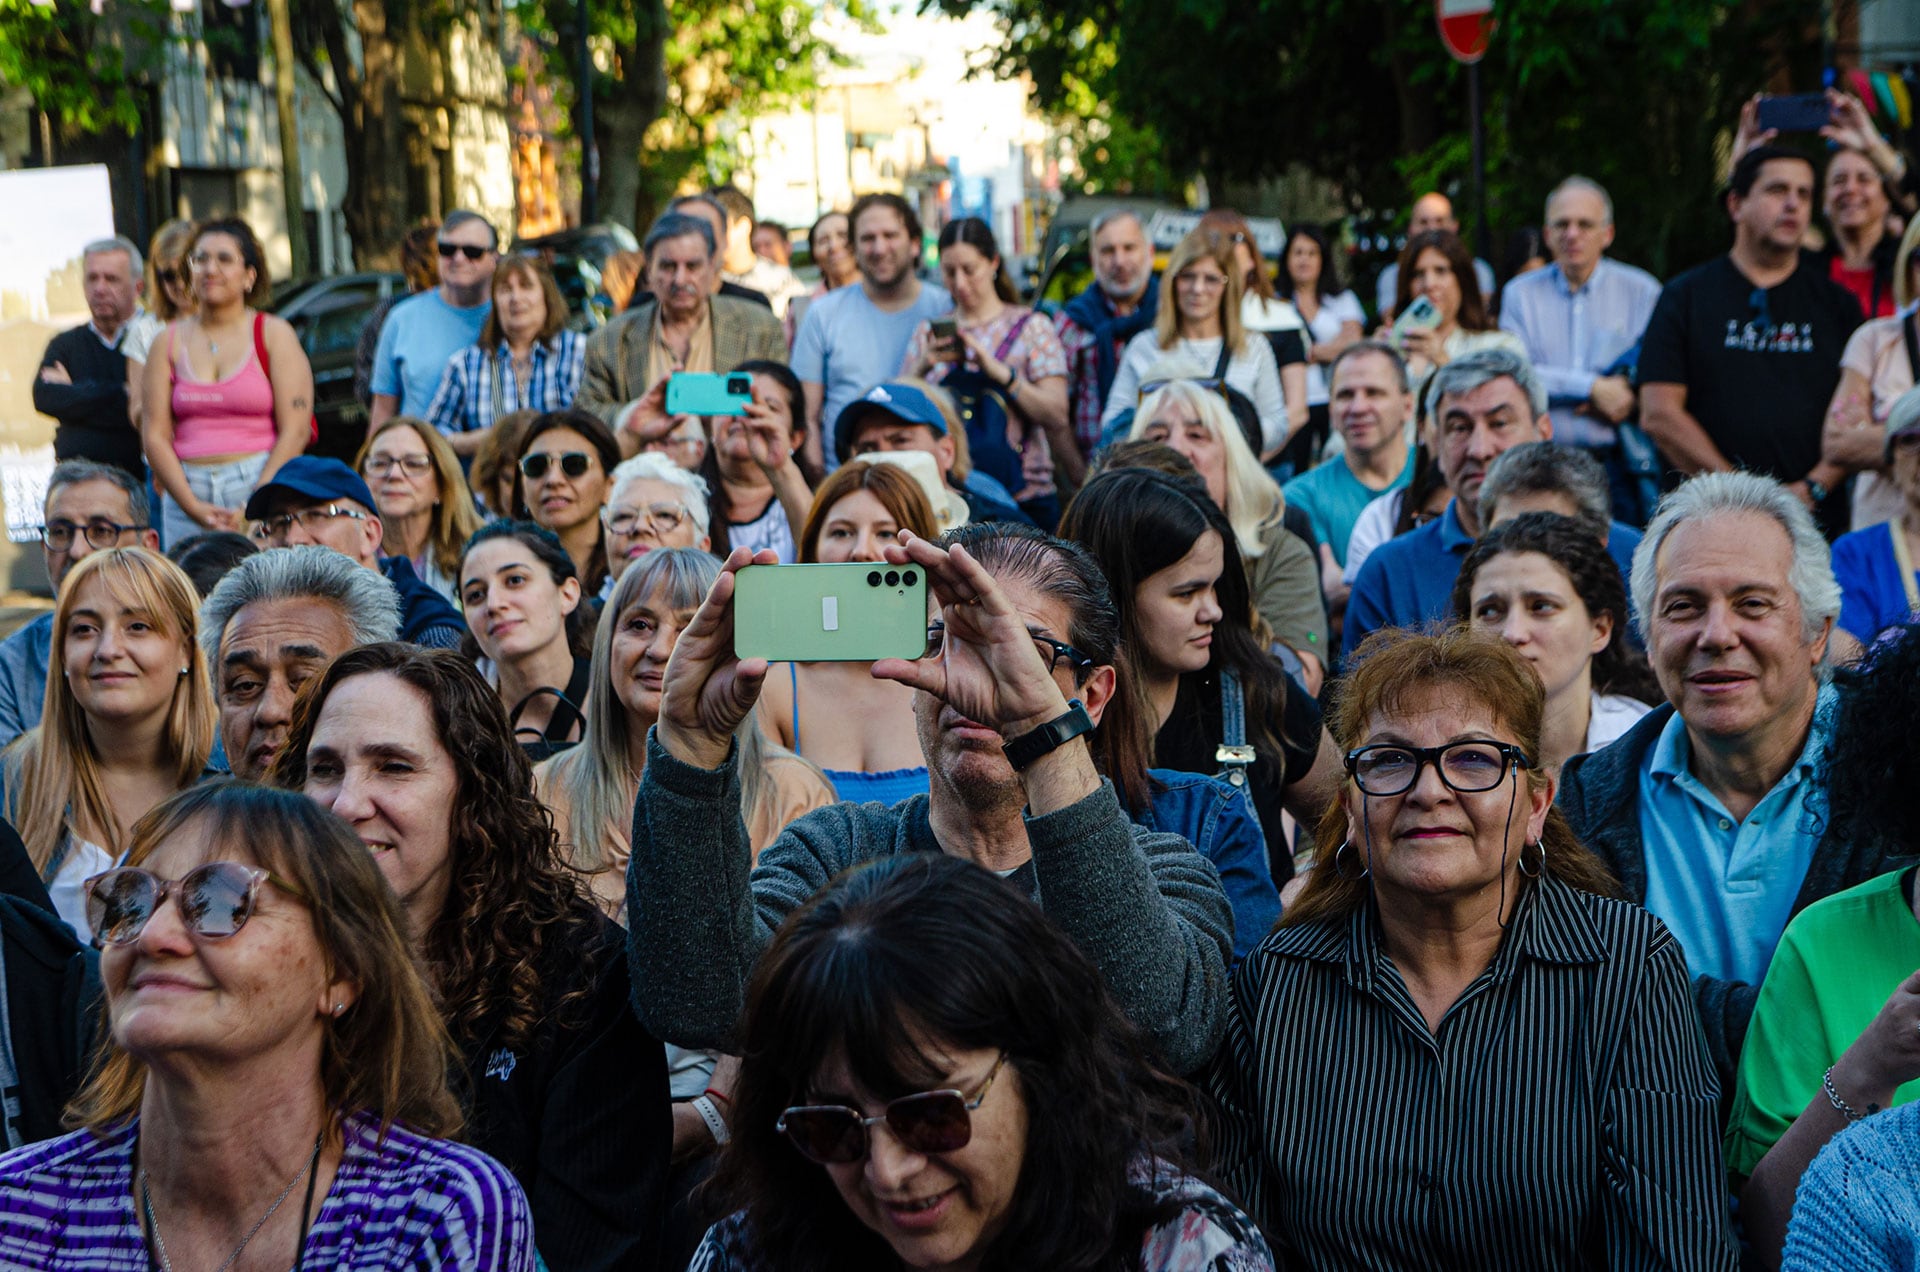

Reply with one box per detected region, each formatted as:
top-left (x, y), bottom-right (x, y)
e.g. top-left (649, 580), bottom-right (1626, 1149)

top-left (1282, 446), bottom-right (1412, 567)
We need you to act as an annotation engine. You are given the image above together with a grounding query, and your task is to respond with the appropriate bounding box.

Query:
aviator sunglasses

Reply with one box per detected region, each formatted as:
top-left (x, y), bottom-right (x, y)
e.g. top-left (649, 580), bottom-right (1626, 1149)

top-left (777, 1053), bottom-right (1008, 1165)
top-left (83, 862), bottom-right (298, 948)
top-left (520, 451), bottom-right (594, 481)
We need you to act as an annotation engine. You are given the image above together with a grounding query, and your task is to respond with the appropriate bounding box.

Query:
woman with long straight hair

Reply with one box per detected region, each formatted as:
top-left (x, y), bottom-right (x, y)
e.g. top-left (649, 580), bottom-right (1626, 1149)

top-left (1198, 209), bottom-right (1311, 469)
top-left (355, 415), bottom-right (481, 603)
top-left (1382, 229), bottom-right (1524, 401)
top-left (1, 547), bottom-right (215, 938)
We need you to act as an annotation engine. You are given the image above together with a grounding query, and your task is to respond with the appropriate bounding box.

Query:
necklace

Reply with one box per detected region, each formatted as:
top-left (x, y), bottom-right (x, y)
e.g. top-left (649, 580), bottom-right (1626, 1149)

top-left (141, 1132), bottom-right (323, 1272)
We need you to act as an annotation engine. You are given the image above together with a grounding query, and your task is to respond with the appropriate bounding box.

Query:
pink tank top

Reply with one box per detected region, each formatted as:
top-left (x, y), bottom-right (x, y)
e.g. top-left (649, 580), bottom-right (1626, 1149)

top-left (168, 322), bottom-right (278, 459)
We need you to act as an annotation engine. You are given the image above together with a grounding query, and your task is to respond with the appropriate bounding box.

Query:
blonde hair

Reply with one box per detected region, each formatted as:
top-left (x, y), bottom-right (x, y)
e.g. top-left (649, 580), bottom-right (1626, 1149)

top-left (4, 548), bottom-right (215, 873)
top-left (1132, 367), bottom-right (1283, 559)
top-left (1154, 229), bottom-right (1246, 356)
top-left (355, 416), bottom-right (483, 583)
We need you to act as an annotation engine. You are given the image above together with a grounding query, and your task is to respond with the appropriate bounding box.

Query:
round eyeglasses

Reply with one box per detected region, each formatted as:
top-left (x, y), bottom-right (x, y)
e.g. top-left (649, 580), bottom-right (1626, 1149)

top-left (1344, 741), bottom-right (1531, 797)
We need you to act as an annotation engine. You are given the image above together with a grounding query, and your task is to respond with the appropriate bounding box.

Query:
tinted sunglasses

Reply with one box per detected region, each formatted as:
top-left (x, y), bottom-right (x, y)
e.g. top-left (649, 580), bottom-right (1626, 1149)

top-left (777, 1053), bottom-right (1007, 1165)
top-left (84, 862), bottom-right (298, 948)
top-left (438, 241), bottom-right (491, 261)
top-left (520, 451), bottom-right (593, 480)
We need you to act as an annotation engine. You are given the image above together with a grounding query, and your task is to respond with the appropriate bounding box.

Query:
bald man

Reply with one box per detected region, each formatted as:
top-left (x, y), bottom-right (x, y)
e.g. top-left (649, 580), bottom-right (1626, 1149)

top-left (1375, 193), bottom-right (1498, 316)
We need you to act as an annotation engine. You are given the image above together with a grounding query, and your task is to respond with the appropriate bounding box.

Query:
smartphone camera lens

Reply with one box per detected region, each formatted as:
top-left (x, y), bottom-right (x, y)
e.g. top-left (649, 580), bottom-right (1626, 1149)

top-left (727, 375), bottom-right (751, 393)
top-left (867, 571), bottom-right (882, 587)
top-left (902, 570), bottom-right (917, 586)
top-left (884, 570), bottom-right (900, 587)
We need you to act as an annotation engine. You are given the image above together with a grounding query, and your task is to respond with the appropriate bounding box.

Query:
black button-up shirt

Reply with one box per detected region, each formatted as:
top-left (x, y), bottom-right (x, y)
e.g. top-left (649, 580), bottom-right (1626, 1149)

top-left (1209, 874), bottom-right (1737, 1270)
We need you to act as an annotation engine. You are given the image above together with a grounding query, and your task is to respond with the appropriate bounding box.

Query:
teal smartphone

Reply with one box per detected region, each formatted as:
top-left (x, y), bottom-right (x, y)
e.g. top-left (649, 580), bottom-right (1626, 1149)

top-left (733, 563), bottom-right (930, 663)
top-left (667, 371), bottom-right (754, 417)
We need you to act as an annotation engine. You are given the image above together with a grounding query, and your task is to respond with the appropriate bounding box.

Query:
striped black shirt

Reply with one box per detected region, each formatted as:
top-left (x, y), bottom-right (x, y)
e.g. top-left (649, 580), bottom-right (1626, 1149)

top-left (1208, 874), bottom-right (1737, 1270)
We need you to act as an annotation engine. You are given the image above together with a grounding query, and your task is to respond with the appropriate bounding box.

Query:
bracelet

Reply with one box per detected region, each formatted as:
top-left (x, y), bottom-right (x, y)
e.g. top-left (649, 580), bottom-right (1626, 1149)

top-left (1822, 1065), bottom-right (1873, 1122)
top-left (691, 1094), bottom-right (731, 1145)
top-left (1003, 373), bottom-right (1020, 401)
top-left (702, 1086), bottom-right (732, 1106)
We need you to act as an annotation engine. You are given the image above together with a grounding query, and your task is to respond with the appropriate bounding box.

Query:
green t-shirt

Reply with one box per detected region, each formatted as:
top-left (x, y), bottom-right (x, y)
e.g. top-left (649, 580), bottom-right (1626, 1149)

top-left (1724, 867), bottom-right (1920, 1180)
top-left (1282, 446), bottom-right (1413, 568)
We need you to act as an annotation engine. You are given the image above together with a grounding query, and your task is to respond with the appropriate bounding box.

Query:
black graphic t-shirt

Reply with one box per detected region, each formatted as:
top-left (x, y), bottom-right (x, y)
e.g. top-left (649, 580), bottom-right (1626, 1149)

top-left (1639, 253), bottom-right (1863, 482)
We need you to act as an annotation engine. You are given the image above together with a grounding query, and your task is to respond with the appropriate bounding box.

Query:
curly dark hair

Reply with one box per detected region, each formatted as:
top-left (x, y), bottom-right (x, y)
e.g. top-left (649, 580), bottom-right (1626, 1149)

top-left (1449, 511), bottom-right (1662, 705)
top-left (707, 852), bottom-right (1203, 1272)
top-left (267, 642), bottom-right (601, 1059)
top-left (1823, 620), bottom-right (1920, 861)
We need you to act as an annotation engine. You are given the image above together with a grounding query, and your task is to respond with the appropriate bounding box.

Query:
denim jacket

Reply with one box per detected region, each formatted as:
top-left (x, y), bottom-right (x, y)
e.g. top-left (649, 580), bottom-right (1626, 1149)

top-left (1140, 768), bottom-right (1281, 963)
top-left (0, 613), bottom-right (53, 752)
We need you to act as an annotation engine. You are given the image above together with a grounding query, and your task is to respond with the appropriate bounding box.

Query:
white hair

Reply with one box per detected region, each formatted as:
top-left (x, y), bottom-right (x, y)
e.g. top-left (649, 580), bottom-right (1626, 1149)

top-left (1129, 358), bottom-right (1284, 559)
top-left (199, 545), bottom-right (401, 665)
top-left (1544, 175), bottom-right (1614, 227)
top-left (608, 453), bottom-right (711, 537)
top-left (83, 236), bottom-right (144, 279)
top-left (1629, 471), bottom-right (1840, 646)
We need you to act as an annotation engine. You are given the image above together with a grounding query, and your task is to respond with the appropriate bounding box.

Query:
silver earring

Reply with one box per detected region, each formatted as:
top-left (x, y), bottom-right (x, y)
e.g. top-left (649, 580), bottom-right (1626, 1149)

top-left (1332, 838), bottom-right (1369, 881)
top-left (1517, 838), bottom-right (1546, 879)
top-left (178, 666), bottom-right (189, 677)
top-left (332, 1002), bottom-right (346, 1016)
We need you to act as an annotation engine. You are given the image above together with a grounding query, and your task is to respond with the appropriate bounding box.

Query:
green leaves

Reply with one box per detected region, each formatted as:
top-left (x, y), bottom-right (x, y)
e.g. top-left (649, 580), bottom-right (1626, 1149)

top-left (0, 0), bottom-right (175, 134)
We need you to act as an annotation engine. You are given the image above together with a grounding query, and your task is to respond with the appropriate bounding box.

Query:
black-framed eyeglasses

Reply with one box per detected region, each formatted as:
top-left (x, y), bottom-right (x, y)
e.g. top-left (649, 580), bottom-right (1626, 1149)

top-left (777, 1053), bottom-right (1008, 1165)
top-left (925, 621), bottom-right (1094, 673)
top-left (1344, 740), bottom-right (1531, 797)
top-left (83, 862), bottom-right (303, 948)
top-left (1138, 376), bottom-right (1227, 403)
top-left (252, 504), bottom-right (368, 544)
top-left (521, 451), bottom-right (593, 481)
top-left (40, 519), bottom-right (145, 551)
top-left (438, 241), bottom-right (491, 261)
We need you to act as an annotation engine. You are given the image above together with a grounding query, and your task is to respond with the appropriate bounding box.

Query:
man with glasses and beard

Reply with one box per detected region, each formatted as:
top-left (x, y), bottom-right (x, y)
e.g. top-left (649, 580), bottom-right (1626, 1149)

top-left (0, 462), bottom-right (160, 748)
top-left (1639, 147), bottom-right (1865, 538)
top-left (369, 210), bottom-right (499, 428)
top-left (793, 194), bottom-right (953, 474)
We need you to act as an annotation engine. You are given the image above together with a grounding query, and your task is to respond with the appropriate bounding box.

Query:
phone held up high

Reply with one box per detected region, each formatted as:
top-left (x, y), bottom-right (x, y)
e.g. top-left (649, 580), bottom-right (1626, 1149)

top-left (667, 371), bottom-right (754, 417)
top-left (1390, 294), bottom-right (1441, 346)
top-left (733, 563), bottom-right (930, 663)
top-left (1755, 93), bottom-right (1832, 135)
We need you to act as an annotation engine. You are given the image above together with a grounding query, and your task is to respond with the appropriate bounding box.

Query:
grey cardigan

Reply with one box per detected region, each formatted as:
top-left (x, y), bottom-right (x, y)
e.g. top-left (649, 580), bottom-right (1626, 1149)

top-left (625, 731), bottom-right (1234, 1073)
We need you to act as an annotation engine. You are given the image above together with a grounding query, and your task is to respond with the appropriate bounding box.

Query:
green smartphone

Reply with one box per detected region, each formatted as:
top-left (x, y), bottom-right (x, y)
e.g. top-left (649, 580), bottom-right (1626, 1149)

top-left (733, 563), bottom-right (930, 663)
top-left (667, 371), bottom-right (754, 417)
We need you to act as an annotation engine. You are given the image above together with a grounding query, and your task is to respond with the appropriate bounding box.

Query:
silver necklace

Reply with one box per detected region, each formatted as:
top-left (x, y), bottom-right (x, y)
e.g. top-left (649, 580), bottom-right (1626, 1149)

top-left (140, 1133), bottom-right (322, 1272)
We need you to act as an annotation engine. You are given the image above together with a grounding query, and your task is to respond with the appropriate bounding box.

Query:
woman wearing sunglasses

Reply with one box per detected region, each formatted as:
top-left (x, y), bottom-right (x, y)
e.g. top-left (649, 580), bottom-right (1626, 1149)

top-left (270, 643), bottom-right (669, 1271)
top-left (459, 521), bottom-right (595, 759)
top-left (0, 547), bottom-right (215, 941)
top-left (513, 408), bottom-right (621, 597)
top-left (124, 218), bottom-right (196, 434)
top-left (0, 780), bottom-right (534, 1268)
top-left (1210, 628), bottom-right (1735, 1270)
top-left (355, 416), bottom-right (480, 604)
top-left (692, 851), bottom-right (1274, 1271)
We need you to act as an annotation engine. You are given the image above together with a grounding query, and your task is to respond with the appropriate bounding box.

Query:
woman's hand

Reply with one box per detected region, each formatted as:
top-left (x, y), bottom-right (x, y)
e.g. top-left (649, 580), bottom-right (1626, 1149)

top-left (869, 530), bottom-right (1067, 739)
top-left (196, 502), bottom-right (241, 532)
top-left (655, 546), bottom-right (782, 770)
top-left (1400, 324), bottom-right (1445, 367)
top-left (618, 375), bottom-right (677, 452)
top-left (956, 330), bottom-right (1012, 388)
top-left (739, 394), bottom-right (795, 474)
top-left (1821, 90), bottom-right (1899, 170)
top-left (1830, 968), bottom-right (1920, 1111)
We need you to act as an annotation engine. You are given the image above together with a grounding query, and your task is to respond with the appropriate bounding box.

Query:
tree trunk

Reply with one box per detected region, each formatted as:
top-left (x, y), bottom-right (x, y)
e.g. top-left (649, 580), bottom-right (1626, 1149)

top-left (297, 0), bottom-right (412, 267)
top-left (593, 0), bottom-right (669, 231)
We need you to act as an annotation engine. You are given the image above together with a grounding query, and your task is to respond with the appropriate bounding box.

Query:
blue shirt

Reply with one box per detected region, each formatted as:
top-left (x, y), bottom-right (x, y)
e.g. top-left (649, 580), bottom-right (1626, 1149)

top-left (370, 290), bottom-right (492, 417)
top-left (1282, 445), bottom-right (1413, 567)
top-left (1831, 520), bottom-right (1919, 645)
top-left (1637, 684), bottom-right (1835, 988)
top-left (0, 612), bottom-right (52, 751)
top-left (1499, 259), bottom-right (1663, 449)
top-left (1341, 499), bottom-right (1642, 658)
top-left (425, 331), bottom-right (586, 435)
top-left (791, 281), bottom-right (952, 470)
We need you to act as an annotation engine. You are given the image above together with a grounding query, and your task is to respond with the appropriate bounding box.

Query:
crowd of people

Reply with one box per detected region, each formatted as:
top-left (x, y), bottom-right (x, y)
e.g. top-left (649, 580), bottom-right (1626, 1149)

top-left (6, 85), bottom-right (1920, 1269)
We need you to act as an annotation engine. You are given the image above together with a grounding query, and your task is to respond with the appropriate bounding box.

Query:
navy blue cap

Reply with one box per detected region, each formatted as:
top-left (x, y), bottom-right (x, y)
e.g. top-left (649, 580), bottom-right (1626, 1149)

top-left (833, 381), bottom-right (950, 463)
top-left (243, 457), bottom-right (377, 521)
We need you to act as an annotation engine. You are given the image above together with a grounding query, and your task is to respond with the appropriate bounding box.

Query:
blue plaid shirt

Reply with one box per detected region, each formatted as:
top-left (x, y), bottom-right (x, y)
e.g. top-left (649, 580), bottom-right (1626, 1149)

top-left (425, 330), bottom-right (586, 435)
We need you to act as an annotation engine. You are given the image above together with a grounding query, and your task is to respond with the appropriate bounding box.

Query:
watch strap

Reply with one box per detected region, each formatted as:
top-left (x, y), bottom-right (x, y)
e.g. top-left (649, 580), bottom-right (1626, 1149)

top-left (1001, 699), bottom-right (1094, 771)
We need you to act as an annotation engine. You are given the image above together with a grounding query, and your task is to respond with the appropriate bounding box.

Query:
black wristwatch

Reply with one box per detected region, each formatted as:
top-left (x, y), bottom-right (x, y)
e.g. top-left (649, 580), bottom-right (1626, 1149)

top-left (1000, 699), bottom-right (1094, 771)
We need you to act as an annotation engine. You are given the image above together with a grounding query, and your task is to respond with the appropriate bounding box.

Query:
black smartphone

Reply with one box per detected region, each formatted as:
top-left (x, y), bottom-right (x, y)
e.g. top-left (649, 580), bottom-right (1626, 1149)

top-left (1755, 93), bottom-right (1832, 135)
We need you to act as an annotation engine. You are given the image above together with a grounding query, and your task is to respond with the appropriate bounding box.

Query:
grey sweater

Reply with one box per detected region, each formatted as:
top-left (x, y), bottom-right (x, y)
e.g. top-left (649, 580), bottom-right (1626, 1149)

top-left (626, 731), bottom-right (1234, 1074)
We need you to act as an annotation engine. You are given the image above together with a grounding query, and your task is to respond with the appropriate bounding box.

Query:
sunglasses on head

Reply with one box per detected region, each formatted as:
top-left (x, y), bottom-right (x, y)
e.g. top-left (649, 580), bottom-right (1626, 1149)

top-left (438, 241), bottom-right (491, 261)
top-left (520, 451), bottom-right (593, 480)
top-left (777, 1052), bottom-right (1007, 1165)
top-left (84, 862), bottom-right (299, 948)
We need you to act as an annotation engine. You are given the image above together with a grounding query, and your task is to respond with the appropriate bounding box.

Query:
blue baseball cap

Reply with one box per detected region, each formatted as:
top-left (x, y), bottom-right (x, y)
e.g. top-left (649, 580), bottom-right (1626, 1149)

top-left (244, 457), bottom-right (377, 521)
top-left (833, 381), bottom-right (950, 463)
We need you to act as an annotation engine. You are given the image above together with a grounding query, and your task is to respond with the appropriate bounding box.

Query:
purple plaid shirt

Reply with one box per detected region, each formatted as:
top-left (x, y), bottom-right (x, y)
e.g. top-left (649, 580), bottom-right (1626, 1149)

top-left (0, 1112), bottom-right (535, 1269)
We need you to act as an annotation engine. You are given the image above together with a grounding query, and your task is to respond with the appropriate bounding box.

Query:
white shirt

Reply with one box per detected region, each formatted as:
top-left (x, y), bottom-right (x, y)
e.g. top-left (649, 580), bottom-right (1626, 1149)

top-left (1297, 290), bottom-right (1366, 405)
top-left (46, 836), bottom-right (115, 944)
top-left (1103, 329), bottom-right (1288, 452)
top-left (1585, 691), bottom-right (1653, 755)
top-left (1343, 489), bottom-right (1409, 585)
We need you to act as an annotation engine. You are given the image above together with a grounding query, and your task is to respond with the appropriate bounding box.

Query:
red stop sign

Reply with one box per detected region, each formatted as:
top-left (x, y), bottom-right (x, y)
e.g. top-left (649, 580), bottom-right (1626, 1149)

top-left (1436, 0), bottom-right (1494, 63)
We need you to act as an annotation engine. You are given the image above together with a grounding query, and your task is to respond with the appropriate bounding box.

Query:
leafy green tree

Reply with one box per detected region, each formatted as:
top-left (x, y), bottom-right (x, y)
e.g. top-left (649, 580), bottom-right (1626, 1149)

top-left (0, 0), bottom-right (172, 135)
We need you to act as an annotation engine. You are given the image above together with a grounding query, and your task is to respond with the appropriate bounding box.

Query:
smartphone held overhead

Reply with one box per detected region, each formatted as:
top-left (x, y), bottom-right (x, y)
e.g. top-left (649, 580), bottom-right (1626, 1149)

top-left (733, 563), bottom-right (930, 663)
top-left (667, 372), bottom-right (754, 417)
top-left (1755, 93), bottom-right (1832, 134)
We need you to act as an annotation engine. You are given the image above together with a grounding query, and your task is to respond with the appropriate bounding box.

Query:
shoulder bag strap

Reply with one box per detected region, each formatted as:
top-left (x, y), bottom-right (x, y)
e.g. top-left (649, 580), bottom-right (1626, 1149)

top-left (992, 310), bottom-right (1035, 364)
top-left (1891, 521), bottom-right (1920, 616)
top-left (1212, 338), bottom-right (1233, 383)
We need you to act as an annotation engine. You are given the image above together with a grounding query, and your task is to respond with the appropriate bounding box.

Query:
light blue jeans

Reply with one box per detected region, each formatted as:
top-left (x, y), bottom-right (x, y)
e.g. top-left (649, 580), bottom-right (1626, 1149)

top-left (161, 452), bottom-right (268, 549)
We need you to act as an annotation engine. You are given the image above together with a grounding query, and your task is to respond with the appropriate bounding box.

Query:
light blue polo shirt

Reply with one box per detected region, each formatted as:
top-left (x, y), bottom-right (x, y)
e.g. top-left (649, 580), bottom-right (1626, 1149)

top-left (1638, 684), bottom-right (1836, 988)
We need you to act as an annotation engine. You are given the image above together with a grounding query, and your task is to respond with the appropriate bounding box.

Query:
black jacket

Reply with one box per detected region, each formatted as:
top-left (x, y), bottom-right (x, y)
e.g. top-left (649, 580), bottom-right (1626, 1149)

top-left (454, 907), bottom-right (671, 1272)
top-left (1558, 702), bottom-right (1896, 1091)
top-left (1, 894), bottom-right (102, 1149)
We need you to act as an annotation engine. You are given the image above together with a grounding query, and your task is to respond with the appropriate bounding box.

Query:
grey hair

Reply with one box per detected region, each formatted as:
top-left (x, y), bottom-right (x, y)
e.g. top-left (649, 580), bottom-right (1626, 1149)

top-left (1629, 471), bottom-right (1841, 646)
top-left (1429, 347), bottom-right (1548, 419)
top-left (644, 212), bottom-right (716, 259)
top-left (198, 545), bottom-right (402, 666)
top-left (1089, 207), bottom-right (1146, 239)
top-left (1476, 442), bottom-right (1610, 539)
top-left (607, 453), bottom-right (712, 538)
top-left (439, 209), bottom-right (498, 249)
top-left (1328, 339), bottom-right (1411, 395)
top-left (1885, 384), bottom-right (1920, 460)
top-left (82, 236), bottom-right (144, 278)
top-left (46, 459), bottom-right (150, 528)
top-left (1544, 175), bottom-right (1614, 227)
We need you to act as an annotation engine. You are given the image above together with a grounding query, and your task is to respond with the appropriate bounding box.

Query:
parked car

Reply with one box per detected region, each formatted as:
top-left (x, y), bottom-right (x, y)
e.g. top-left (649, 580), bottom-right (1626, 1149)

top-left (268, 272), bottom-right (404, 463)
top-left (511, 223), bottom-right (639, 331)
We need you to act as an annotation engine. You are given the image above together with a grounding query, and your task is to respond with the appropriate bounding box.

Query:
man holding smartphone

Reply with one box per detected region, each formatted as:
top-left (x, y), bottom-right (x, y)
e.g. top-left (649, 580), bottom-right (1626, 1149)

top-left (625, 524), bottom-right (1233, 1075)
